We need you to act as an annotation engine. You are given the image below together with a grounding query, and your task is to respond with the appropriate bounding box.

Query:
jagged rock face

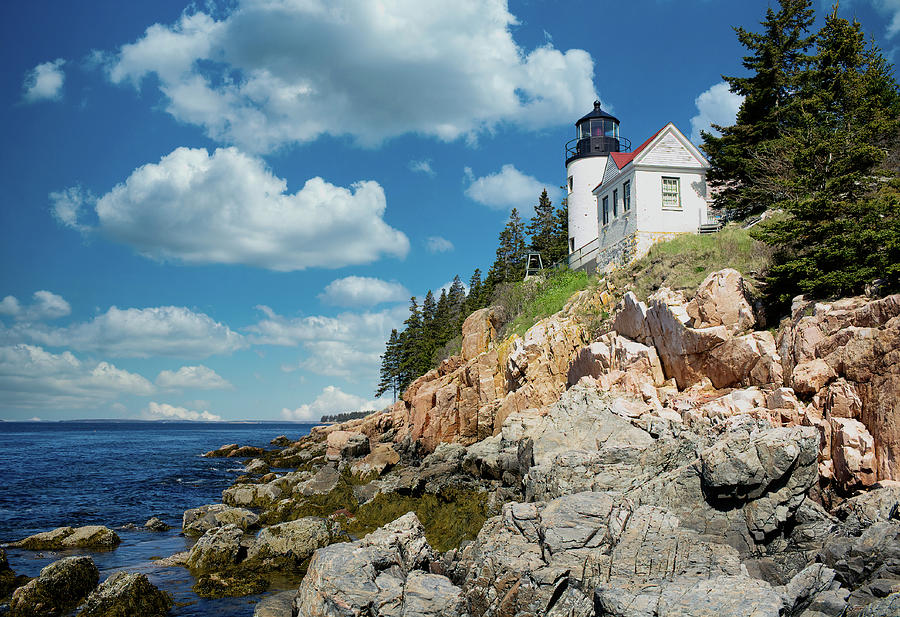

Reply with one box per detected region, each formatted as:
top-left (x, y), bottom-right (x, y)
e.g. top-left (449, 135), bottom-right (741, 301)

top-left (293, 512), bottom-right (463, 617)
top-left (614, 288), bottom-right (782, 390)
top-left (779, 294), bottom-right (900, 483)
top-left (461, 306), bottom-right (504, 362)
top-left (685, 267), bottom-right (757, 333)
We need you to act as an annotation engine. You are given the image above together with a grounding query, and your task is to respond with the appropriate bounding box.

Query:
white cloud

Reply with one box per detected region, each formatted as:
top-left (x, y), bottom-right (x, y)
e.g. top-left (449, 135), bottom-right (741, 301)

top-left (155, 365), bottom-right (233, 390)
top-left (0, 344), bottom-right (155, 409)
top-left (872, 0), bottom-right (900, 37)
top-left (248, 304), bottom-right (405, 378)
top-left (409, 159), bottom-right (436, 177)
top-left (0, 291), bottom-right (71, 322)
top-left (464, 164), bottom-right (557, 211)
top-left (426, 236), bottom-right (454, 253)
top-left (22, 59), bottom-right (65, 103)
top-left (49, 186), bottom-right (93, 231)
top-left (318, 276), bottom-right (409, 307)
top-left (144, 401), bottom-right (221, 421)
top-left (56, 146), bottom-right (409, 271)
top-left (106, 1), bottom-right (597, 152)
top-left (281, 385), bottom-right (391, 421)
top-left (5, 305), bottom-right (245, 358)
top-left (689, 82), bottom-right (743, 143)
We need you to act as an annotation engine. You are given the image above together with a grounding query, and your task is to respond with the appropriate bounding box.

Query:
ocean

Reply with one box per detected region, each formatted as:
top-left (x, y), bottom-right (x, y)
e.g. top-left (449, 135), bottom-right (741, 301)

top-left (0, 420), bottom-right (316, 616)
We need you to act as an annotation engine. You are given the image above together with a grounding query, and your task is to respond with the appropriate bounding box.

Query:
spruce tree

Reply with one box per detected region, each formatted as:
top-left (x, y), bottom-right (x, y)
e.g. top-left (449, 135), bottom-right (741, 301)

top-left (464, 268), bottom-right (484, 315)
top-left (447, 275), bottom-right (467, 333)
top-left (752, 9), bottom-right (900, 304)
top-left (701, 0), bottom-right (816, 217)
top-left (399, 297), bottom-right (426, 390)
top-left (527, 189), bottom-right (555, 263)
top-left (549, 194), bottom-right (570, 265)
top-left (421, 290), bottom-right (438, 367)
top-left (488, 208), bottom-right (527, 284)
top-left (375, 329), bottom-right (401, 401)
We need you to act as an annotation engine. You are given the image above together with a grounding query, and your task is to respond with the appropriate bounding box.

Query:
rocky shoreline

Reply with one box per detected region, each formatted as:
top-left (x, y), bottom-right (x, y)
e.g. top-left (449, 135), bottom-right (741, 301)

top-left (2, 269), bottom-right (898, 616)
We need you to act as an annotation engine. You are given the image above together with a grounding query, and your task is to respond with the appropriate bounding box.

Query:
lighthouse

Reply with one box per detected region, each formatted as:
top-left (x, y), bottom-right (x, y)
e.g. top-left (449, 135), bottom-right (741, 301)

top-left (565, 101), bottom-right (630, 257)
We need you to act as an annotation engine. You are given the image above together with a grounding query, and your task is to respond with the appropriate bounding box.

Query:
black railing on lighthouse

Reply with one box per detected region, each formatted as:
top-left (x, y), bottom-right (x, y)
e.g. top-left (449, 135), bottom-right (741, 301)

top-left (565, 135), bottom-right (632, 164)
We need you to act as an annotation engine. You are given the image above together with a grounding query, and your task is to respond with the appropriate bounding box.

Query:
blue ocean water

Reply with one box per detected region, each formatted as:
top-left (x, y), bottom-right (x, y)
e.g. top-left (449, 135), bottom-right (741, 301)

top-left (0, 420), bottom-right (315, 616)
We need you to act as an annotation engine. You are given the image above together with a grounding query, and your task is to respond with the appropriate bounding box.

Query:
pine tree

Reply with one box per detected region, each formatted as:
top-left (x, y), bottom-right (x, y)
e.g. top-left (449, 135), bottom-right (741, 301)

top-left (464, 268), bottom-right (484, 316)
top-left (752, 9), bottom-right (900, 304)
top-left (701, 0), bottom-right (816, 217)
top-left (549, 194), bottom-right (570, 265)
top-left (526, 189), bottom-right (555, 263)
top-left (447, 275), bottom-right (467, 334)
top-left (488, 208), bottom-right (527, 284)
top-left (375, 329), bottom-right (401, 401)
top-left (421, 289), bottom-right (438, 367)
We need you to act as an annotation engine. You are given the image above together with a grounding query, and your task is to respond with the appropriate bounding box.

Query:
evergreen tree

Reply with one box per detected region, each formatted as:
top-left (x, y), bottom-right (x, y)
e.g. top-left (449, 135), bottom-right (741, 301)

top-left (549, 194), bottom-right (570, 265)
top-left (527, 189), bottom-right (555, 263)
top-left (398, 297), bottom-right (427, 390)
top-left (488, 208), bottom-right (527, 284)
top-left (447, 275), bottom-right (467, 334)
top-left (421, 289), bottom-right (438, 366)
top-left (374, 328), bottom-right (401, 401)
top-left (464, 268), bottom-right (484, 316)
top-left (701, 0), bottom-right (816, 217)
top-left (752, 9), bottom-right (900, 304)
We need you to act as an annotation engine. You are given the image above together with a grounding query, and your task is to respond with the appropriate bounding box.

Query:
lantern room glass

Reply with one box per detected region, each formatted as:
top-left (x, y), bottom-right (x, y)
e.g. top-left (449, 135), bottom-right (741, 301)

top-left (578, 119), bottom-right (619, 139)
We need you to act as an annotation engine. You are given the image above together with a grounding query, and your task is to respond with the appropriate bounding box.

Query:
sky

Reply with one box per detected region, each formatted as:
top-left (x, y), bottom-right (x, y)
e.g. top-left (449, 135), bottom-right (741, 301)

top-left (1, 0), bottom-right (898, 422)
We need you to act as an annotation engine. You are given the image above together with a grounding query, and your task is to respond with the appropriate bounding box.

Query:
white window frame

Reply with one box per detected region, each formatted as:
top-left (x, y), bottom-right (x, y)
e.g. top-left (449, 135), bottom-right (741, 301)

top-left (661, 176), bottom-right (681, 210)
top-left (568, 176), bottom-right (573, 193)
top-left (612, 189), bottom-right (618, 218)
top-left (601, 195), bottom-right (609, 226)
top-left (623, 180), bottom-right (631, 212)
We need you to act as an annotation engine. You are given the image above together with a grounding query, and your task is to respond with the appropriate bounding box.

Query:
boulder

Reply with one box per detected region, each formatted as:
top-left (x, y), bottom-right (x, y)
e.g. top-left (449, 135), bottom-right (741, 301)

top-left (76, 572), bottom-right (172, 617)
top-left (325, 431), bottom-right (369, 461)
top-left (0, 547), bottom-right (22, 598)
top-left (294, 465), bottom-right (341, 497)
top-left (182, 503), bottom-right (259, 536)
top-left (245, 517), bottom-right (331, 570)
top-left (9, 556), bottom-right (99, 617)
top-left (185, 524), bottom-right (248, 573)
top-left (226, 445), bottom-right (265, 458)
top-left (793, 359), bottom-right (837, 395)
top-left (293, 513), bottom-right (452, 617)
top-left (222, 481), bottom-right (282, 508)
top-left (685, 268), bottom-right (756, 333)
top-left (202, 443), bottom-right (238, 457)
top-left (270, 435), bottom-right (292, 447)
top-left (244, 458), bottom-right (270, 475)
top-left (254, 590), bottom-right (295, 617)
top-left (834, 482), bottom-right (900, 535)
top-left (11, 526), bottom-right (120, 550)
top-left (350, 443), bottom-right (400, 477)
top-left (144, 517), bottom-right (170, 532)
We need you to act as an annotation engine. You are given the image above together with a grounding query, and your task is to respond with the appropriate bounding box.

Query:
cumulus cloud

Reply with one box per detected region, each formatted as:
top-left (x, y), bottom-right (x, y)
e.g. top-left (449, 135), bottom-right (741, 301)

top-left (248, 304), bottom-right (405, 378)
top-left (105, 1), bottom-right (597, 152)
top-left (155, 365), bottom-right (233, 390)
top-left (409, 159), bottom-right (436, 177)
top-left (281, 385), bottom-right (391, 421)
top-left (464, 164), bottom-right (557, 211)
top-left (54, 147), bottom-right (409, 271)
top-left (689, 82), bottom-right (743, 143)
top-left (0, 344), bottom-right (154, 409)
top-left (426, 236), bottom-right (454, 253)
top-left (144, 401), bottom-right (221, 421)
top-left (22, 59), bottom-right (66, 103)
top-left (318, 276), bottom-right (409, 307)
top-left (0, 291), bottom-right (71, 323)
top-left (4, 305), bottom-right (245, 358)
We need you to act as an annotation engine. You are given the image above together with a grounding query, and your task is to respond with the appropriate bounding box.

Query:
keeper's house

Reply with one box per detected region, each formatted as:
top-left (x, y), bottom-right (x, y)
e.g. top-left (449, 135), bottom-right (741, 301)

top-left (565, 101), bottom-right (712, 273)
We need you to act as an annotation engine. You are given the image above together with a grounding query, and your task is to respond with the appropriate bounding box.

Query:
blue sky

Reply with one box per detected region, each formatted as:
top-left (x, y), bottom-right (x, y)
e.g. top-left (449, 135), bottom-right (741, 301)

top-left (1, 0), bottom-right (897, 421)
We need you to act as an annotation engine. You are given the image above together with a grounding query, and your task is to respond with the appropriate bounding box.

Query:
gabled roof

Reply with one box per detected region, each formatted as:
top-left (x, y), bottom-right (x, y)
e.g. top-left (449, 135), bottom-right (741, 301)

top-left (610, 126), bottom-right (664, 170)
top-left (592, 123), bottom-right (708, 193)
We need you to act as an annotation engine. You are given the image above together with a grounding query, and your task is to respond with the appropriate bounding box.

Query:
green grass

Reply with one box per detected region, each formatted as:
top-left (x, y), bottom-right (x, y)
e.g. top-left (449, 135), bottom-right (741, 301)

top-left (498, 269), bottom-right (593, 339)
top-left (609, 225), bottom-right (773, 302)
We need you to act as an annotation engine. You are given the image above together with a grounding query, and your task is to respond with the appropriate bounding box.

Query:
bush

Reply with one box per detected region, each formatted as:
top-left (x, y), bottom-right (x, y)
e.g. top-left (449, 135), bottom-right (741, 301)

top-left (498, 269), bottom-right (592, 339)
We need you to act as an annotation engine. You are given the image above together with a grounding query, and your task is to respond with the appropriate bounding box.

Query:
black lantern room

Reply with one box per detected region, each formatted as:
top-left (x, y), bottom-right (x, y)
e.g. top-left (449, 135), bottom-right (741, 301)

top-left (565, 101), bottom-right (631, 165)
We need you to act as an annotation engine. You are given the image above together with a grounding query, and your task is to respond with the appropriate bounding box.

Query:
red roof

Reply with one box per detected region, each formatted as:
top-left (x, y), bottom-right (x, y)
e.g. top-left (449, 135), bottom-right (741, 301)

top-left (611, 125), bottom-right (665, 169)
top-left (591, 125), bottom-right (668, 192)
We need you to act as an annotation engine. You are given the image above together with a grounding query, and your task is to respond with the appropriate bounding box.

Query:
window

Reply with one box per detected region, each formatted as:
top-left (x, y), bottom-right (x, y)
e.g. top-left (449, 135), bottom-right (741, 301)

top-left (623, 181), bottom-right (631, 212)
top-left (662, 177), bottom-right (681, 209)
top-left (569, 237), bottom-right (575, 253)
top-left (601, 196), bottom-right (609, 226)
top-left (568, 176), bottom-right (573, 193)
top-left (612, 189), bottom-right (618, 218)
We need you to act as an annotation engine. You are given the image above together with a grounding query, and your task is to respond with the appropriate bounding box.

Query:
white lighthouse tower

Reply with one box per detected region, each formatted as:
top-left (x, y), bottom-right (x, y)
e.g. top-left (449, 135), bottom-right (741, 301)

top-left (565, 101), bottom-right (630, 258)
